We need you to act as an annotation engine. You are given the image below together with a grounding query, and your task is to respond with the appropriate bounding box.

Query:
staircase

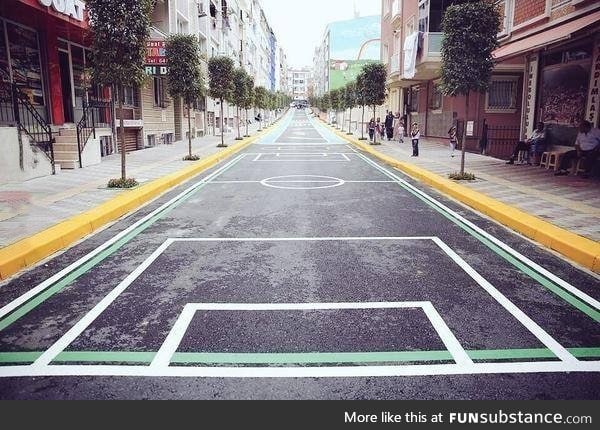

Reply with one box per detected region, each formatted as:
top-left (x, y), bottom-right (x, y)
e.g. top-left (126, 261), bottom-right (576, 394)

top-left (53, 128), bottom-right (80, 170)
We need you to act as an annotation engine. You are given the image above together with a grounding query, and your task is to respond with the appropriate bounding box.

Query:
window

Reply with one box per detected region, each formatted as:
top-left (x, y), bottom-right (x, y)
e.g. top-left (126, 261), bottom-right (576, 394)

top-left (153, 77), bottom-right (166, 107)
top-left (551, 0), bottom-right (571, 10)
top-left (122, 86), bottom-right (138, 107)
top-left (147, 134), bottom-right (156, 148)
top-left (429, 82), bottom-right (442, 111)
top-left (486, 76), bottom-right (519, 112)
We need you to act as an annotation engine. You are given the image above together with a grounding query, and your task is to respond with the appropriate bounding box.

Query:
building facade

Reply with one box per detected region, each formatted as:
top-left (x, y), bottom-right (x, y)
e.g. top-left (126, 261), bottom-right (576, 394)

top-left (288, 68), bottom-right (312, 101)
top-left (381, 0), bottom-right (600, 157)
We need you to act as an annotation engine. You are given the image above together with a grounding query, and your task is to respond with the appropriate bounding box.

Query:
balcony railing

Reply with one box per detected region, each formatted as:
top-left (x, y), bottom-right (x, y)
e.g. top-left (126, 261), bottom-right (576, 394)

top-left (390, 53), bottom-right (400, 74)
top-left (392, 0), bottom-right (401, 20)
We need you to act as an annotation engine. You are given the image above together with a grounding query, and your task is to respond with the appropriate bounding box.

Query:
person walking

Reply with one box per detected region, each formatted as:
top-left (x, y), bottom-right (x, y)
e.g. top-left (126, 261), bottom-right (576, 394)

top-left (411, 122), bottom-right (420, 157)
top-left (398, 120), bottom-right (405, 144)
top-left (448, 125), bottom-right (458, 158)
top-left (367, 118), bottom-right (376, 142)
top-left (376, 117), bottom-right (384, 141)
top-left (385, 111), bottom-right (395, 141)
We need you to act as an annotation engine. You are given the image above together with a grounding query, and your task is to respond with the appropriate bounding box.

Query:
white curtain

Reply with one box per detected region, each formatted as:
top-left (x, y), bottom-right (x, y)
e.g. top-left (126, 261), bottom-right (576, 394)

top-left (403, 32), bottom-right (419, 79)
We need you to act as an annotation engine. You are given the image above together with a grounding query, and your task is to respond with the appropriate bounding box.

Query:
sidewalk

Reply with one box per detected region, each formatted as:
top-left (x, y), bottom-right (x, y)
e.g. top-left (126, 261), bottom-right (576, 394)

top-left (0, 125), bottom-right (261, 248)
top-left (352, 134), bottom-right (600, 244)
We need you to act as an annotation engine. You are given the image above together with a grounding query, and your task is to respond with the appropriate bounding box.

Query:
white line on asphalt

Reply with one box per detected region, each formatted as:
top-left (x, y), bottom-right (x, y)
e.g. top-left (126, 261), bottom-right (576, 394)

top-left (0, 154), bottom-right (248, 322)
top-left (353, 152), bottom-right (600, 312)
top-left (432, 238), bottom-right (577, 363)
top-left (32, 239), bottom-right (176, 367)
top-left (1, 361), bottom-right (600, 379)
top-left (152, 301), bottom-right (471, 368)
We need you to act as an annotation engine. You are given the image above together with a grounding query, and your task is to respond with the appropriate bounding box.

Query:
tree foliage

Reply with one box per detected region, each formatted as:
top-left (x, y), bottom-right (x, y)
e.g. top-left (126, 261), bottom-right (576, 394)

top-left (360, 63), bottom-right (387, 109)
top-left (343, 81), bottom-right (357, 110)
top-left (165, 34), bottom-right (204, 105)
top-left (254, 86), bottom-right (268, 110)
top-left (87, 0), bottom-right (153, 88)
top-left (208, 56), bottom-right (235, 102)
top-left (439, 1), bottom-right (500, 96)
top-left (230, 67), bottom-right (249, 108)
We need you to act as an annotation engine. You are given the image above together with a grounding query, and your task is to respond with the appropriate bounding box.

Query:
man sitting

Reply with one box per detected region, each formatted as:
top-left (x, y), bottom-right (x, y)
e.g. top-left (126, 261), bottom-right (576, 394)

top-left (555, 120), bottom-right (600, 177)
top-left (506, 122), bottom-right (546, 165)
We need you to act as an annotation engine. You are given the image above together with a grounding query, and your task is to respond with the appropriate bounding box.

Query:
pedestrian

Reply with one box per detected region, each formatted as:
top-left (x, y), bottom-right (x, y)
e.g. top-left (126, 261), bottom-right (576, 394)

top-left (376, 117), bottom-right (384, 141)
top-left (506, 122), bottom-right (546, 165)
top-left (385, 111), bottom-right (395, 141)
top-left (448, 125), bottom-right (457, 158)
top-left (411, 122), bottom-right (420, 157)
top-left (555, 120), bottom-right (600, 177)
top-left (398, 120), bottom-right (405, 144)
top-left (368, 118), bottom-right (376, 142)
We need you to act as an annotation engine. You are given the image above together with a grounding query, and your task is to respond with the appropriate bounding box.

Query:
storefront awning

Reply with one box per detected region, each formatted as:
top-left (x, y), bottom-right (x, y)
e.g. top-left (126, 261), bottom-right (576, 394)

top-left (493, 10), bottom-right (600, 60)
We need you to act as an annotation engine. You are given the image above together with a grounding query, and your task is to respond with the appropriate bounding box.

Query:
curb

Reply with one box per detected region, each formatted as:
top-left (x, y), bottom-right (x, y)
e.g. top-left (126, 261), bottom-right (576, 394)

top-left (324, 120), bottom-right (600, 274)
top-left (0, 125), bottom-right (275, 281)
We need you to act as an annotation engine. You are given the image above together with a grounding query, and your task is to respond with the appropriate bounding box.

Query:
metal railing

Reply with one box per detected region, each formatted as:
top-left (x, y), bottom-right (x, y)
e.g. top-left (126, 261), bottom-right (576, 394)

top-left (0, 71), bottom-right (55, 174)
top-left (76, 98), bottom-right (113, 168)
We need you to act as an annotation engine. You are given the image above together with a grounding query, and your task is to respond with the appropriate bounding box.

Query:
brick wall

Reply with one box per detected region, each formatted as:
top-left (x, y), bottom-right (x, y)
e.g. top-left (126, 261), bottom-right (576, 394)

top-left (513, 0), bottom-right (546, 26)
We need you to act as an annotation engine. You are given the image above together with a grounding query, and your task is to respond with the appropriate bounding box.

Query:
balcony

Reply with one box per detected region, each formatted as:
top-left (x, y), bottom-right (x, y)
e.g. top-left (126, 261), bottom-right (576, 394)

top-left (415, 32), bottom-right (443, 80)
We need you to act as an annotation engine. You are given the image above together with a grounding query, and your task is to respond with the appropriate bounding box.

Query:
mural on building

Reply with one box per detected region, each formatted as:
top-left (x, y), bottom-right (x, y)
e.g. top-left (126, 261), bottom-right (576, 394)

top-left (328, 15), bottom-right (380, 91)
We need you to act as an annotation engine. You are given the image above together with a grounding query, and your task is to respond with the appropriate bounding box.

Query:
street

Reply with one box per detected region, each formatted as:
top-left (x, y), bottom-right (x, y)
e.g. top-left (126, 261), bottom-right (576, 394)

top-left (0, 109), bottom-right (598, 399)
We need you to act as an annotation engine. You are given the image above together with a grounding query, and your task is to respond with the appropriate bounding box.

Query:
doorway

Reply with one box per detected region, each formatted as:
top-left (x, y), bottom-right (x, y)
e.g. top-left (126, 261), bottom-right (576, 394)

top-left (59, 50), bottom-right (74, 123)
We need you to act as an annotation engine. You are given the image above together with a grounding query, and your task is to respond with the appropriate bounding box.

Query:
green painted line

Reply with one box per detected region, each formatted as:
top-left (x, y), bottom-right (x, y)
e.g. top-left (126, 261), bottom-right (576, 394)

top-left (54, 351), bottom-right (157, 363)
top-left (356, 153), bottom-right (600, 322)
top-left (0, 155), bottom-right (245, 332)
top-left (0, 352), bottom-right (43, 363)
top-left (1, 347), bottom-right (599, 365)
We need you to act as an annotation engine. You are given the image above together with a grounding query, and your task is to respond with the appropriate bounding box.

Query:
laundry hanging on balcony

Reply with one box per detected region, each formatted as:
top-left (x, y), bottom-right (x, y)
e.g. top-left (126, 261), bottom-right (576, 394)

top-left (403, 31), bottom-right (419, 79)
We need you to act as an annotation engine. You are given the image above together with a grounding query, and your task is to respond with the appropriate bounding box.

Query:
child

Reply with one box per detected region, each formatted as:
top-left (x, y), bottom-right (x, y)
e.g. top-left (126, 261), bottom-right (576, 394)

top-left (368, 118), bottom-right (376, 142)
top-left (448, 125), bottom-right (457, 158)
top-left (398, 121), bottom-right (405, 144)
top-left (411, 122), bottom-right (420, 157)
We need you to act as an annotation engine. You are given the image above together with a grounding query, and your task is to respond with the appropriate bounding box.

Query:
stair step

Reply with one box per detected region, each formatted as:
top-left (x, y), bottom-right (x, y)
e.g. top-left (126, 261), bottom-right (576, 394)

top-left (58, 128), bottom-right (78, 137)
top-left (54, 135), bottom-right (79, 144)
top-left (53, 142), bottom-right (78, 151)
top-left (57, 160), bottom-right (79, 169)
top-left (53, 150), bottom-right (80, 161)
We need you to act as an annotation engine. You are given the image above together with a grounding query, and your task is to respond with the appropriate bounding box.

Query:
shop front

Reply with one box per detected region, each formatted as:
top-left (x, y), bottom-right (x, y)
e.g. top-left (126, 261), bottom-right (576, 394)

top-left (0, 0), bottom-right (89, 126)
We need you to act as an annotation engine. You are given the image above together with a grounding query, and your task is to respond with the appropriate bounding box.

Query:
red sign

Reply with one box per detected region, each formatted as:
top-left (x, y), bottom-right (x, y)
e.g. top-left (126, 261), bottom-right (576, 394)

top-left (146, 40), bottom-right (167, 66)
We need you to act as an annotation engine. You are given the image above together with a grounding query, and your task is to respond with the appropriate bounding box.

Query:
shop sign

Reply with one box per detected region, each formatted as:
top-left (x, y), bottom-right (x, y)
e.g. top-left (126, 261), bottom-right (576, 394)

top-left (145, 40), bottom-right (168, 76)
top-left (523, 54), bottom-right (538, 139)
top-left (586, 39), bottom-right (600, 127)
top-left (38, 0), bottom-right (86, 22)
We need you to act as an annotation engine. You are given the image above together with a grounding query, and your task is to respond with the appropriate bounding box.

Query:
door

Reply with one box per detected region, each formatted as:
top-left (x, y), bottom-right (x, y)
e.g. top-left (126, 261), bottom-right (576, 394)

top-left (59, 50), bottom-right (74, 123)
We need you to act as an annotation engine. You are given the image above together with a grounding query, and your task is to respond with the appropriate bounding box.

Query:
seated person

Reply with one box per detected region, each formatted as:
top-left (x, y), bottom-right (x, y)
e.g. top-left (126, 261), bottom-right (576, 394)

top-left (555, 120), bottom-right (600, 177)
top-left (506, 122), bottom-right (546, 165)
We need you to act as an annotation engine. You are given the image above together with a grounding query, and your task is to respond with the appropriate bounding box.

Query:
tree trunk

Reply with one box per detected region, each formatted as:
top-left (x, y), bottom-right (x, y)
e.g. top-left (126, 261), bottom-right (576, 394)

top-left (219, 98), bottom-right (225, 147)
top-left (372, 106), bottom-right (377, 144)
top-left (360, 105), bottom-right (365, 140)
top-left (348, 108), bottom-right (352, 134)
top-left (245, 109), bottom-right (249, 137)
top-left (118, 85), bottom-right (126, 181)
top-left (187, 104), bottom-right (192, 158)
top-left (236, 106), bottom-right (241, 140)
top-left (461, 93), bottom-right (469, 175)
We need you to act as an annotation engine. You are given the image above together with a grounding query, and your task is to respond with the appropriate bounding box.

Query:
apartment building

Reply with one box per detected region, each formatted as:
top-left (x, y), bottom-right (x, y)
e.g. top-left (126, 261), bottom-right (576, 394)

top-left (381, 0), bottom-right (600, 156)
top-left (288, 68), bottom-right (313, 101)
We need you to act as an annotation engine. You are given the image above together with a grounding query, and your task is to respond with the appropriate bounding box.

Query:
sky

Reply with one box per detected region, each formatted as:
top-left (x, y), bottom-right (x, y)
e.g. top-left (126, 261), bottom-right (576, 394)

top-left (258, 0), bottom-right (381, 69)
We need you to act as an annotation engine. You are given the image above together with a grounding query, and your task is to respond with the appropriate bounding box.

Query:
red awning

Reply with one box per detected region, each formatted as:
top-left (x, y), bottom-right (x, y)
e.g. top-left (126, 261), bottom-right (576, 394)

top-left (493, 10), bottom-right (600, 60)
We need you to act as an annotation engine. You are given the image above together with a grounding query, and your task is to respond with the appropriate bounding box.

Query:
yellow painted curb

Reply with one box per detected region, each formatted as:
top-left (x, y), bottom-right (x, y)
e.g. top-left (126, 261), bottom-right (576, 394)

top-left (0, 126), bottom-right (274, 281)
top-left (325, 121), bottom-right (600, 273)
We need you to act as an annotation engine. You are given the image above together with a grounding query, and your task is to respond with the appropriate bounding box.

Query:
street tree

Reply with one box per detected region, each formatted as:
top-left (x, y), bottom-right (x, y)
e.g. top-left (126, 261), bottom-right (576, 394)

top-left (254, 86), bottom-right (268, 130)
top-left (87, 0), bottom-right (153, 186)
top-left (440, 0), bottom-right (500, 175)
top-left (343, 81), bottom-right (357, 135)
top-left (231, 67), bottom-right (248, 140)
top-left (242, 74), bottom-right (254, 137)
top-left (329, 89), bottom-right (342, 128)
top-left (165, 34), bottom-right (204, 159)
top-left (360, 63), bottom-right (387, 144)
top-left (208, 56), bottom-right (235, 147)
top-left (356, 71), bottom-right (368, 140)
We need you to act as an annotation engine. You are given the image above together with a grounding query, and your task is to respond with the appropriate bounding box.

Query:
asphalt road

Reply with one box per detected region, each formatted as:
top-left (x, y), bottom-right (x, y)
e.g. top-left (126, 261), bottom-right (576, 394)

top-left (0, 109), bottom-right (598, 399)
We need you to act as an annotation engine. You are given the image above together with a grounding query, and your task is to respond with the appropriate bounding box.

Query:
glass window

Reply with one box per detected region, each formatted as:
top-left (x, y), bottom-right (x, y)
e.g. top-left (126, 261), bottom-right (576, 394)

top-left (486, 77), bottom-right (518, 111)
top-left (409, 85), bottom-right (420, 112)
top-left (6, 22), bottom-right (44, 106)
top-left (429, 82), bottom-right (442, 111)
top-left (153, 77), bottom-right (166, 107)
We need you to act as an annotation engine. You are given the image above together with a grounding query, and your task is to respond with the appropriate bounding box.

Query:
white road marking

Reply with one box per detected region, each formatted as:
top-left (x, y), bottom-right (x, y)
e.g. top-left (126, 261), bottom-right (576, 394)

top-left (354, 152), bottom-right (600, 312)
top-left (0, 154), bottom-right (247, 322)
top-left (152, 302), bottom-right (471, 368)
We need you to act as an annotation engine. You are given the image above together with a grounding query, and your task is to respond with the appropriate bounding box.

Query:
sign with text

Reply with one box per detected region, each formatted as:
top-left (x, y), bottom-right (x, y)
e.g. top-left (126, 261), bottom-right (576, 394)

top-left (146, 40), bottom-right (167, 65)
